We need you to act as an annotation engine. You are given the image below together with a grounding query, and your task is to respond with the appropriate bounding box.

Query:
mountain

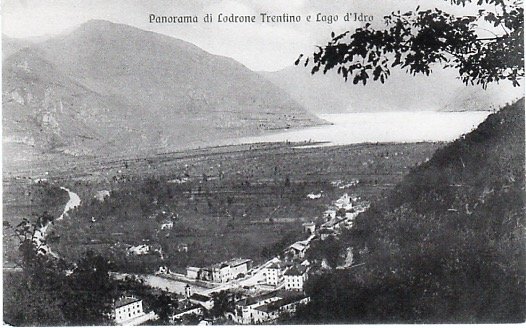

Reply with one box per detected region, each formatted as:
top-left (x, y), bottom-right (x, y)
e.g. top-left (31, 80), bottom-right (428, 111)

top-left (2, 20), bottom-right (323, 168)
top-left (293, 98), bottom-right (525, 323)
top-left (261, 65), bottom-right (523, 113)
top-left (2, 35), bottom-right (32, 59)
top-left (440, 85), bottom-right (525, 112)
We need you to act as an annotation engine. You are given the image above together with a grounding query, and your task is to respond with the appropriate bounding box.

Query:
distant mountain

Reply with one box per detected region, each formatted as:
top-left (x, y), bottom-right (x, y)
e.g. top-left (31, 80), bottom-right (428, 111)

top-left (261, 65), bottom-right (523, 113)
top-left (440, 85), bottom-right (524, 112)
top-left (2, 20), bottom-right (323, 167)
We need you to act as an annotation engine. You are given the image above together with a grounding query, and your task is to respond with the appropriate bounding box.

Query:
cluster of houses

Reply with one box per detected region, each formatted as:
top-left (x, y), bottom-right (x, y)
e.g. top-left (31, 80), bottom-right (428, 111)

top-left (112, 192), bottom-right (368, 325)
top-left (233, 290), bottom-right (310, 324)
top-left (186, 258), bottom-right (253, 283)
top-left (319, 193), bottom-right (369, 240)
top-left (262, 260), bottom-right (310, 291)
top-left (175, 284), bottom-right (310, 325)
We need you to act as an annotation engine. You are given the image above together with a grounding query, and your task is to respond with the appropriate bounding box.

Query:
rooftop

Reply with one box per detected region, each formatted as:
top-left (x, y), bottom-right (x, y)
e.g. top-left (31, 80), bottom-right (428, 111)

top-left (190, 293), bottom-right (211, 302)
top-left (175, 303), bottom-right (202, 314)
top-left (254, 293), bottom-right (308, 313)
top-left (209, 258), bottom-right (252, 270)
top-left (237, 290), bottom-right (279, 307)
top-left (267, 262), bottom-right (283, 270)
top-left (114, 296), bottom-right (141, 308)
top-left (227, 258), bottom-right (252, 267)
top-left (284, 266), bottom-right (307, 276)
top-left (288, 241), bottom-right (308, 251)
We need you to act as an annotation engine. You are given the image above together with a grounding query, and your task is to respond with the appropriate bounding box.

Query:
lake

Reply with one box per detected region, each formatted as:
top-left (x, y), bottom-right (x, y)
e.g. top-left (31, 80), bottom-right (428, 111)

top-left (236, 111), bottom-right (492, 146)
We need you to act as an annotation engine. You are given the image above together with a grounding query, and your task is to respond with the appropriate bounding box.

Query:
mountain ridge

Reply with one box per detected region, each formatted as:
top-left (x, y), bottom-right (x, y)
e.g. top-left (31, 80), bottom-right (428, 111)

top-left (261, 65), bottom-right (524, 113)
top-left (2, 20), bottom-right (324, 170)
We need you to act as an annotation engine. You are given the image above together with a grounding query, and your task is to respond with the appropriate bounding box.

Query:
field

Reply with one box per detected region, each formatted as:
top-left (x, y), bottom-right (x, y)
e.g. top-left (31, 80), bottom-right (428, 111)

top-left (3, 141), bottom-right (443, 272)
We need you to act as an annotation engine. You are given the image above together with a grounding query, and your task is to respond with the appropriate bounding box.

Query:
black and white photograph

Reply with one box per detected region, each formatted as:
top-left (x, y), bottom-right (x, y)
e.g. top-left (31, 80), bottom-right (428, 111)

top-left (2, 0), bottom-right (525, 325)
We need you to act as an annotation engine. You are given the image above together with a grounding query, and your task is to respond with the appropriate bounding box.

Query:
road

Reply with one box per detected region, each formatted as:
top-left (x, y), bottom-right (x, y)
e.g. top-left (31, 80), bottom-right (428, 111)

top-left (33, 186), bottom-right (81, 257)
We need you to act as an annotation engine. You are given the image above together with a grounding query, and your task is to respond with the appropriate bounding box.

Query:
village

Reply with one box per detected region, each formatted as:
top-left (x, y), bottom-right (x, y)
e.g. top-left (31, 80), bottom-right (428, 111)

top-left (111, 192), bottom-right (369, 325)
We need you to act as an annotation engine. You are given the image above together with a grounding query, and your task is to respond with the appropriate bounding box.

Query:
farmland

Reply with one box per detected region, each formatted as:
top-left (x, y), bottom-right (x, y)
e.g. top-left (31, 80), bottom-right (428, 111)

top-left (3, 141), bottom-right (442, 272)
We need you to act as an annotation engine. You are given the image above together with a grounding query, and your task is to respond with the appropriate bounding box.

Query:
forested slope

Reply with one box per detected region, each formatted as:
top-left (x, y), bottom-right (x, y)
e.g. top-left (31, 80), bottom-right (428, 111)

top-left (295, 98), bottom-right (525, 323)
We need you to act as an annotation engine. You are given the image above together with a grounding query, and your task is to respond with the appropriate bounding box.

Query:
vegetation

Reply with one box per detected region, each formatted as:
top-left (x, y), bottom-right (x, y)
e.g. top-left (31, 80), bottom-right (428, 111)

top-left (299, 0), bottom-right (523, 88)
top-left (3, 182), bottom-right (68, 261)
top-left (3, 215), bottom-right (177, 326)
top-left (294, 99), bottom-right (525, 323)
top-left (17, 142), bottom-right (438, 273)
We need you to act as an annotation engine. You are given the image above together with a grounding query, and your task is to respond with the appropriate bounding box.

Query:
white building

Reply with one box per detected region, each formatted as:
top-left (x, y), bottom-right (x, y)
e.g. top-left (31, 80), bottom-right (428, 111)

top-left (235, 291), bottom-right (310, 324)
top-left (196, 258), bottom-right (252, 283)
top-left (113, 297), bottom-right (145, 324)
top-left (287, 241), bottom-right (309, 259)
top-left (302, 222), bottom-right (316, 234)
top-left (186, 266), bottom-right (200, 279)
top-left (172, 304), bottom-right (203, 320)
top-left (189, 293), bottom-right (214, 310)
top-left (263, 262), bottom-right (283, 286)
top-left (212, 263), bottom-right (232, 283)
top-left (284, 266), bottom-right (308, 291)
top-left (235, 291), bottom-right (281, 324)
top-left (251, 295), bottom-right (310, 323)
top-left (127, 244), bottom-right (150, 255)
top-left (228, 258), bottom-right (252, 278)
top-left (334, 193), bottom-right (353, 210)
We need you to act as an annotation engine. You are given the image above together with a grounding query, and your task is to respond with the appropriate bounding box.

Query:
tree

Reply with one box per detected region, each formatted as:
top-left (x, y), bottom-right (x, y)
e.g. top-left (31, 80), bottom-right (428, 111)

top-left (151, 293), bottom-right (177, 324)
top-left (7, 215), bottom-right (116, 326)
top-left (297, 0), bottom-right (523, 88)
top-left (292, 100), bottom-right (525, 323)
top-left (61, 250), bottom-right (115, 325)
top-left (211, 290), bottom-right (235, 318)
top-left (3, 271), bottom-right (67, 326)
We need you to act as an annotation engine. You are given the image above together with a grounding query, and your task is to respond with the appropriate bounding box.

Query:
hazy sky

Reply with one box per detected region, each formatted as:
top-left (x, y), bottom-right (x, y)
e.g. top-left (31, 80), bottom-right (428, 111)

top-left (2, 0), bottom-right (487, 71)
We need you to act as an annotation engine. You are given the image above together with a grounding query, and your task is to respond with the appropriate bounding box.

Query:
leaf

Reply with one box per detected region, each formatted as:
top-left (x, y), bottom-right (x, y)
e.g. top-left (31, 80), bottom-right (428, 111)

top-left (294, 54), bottom-right (303, 66)
top-left (353, 75), bottom-right (360, 84)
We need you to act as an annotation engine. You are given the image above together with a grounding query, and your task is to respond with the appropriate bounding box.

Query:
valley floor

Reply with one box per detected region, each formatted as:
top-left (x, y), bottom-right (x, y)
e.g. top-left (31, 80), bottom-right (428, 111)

top-left (3, 141), bottom-right (441, 272)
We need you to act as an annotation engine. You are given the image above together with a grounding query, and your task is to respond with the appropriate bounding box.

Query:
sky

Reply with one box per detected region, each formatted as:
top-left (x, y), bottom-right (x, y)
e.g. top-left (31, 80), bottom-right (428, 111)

top-left (2, 0), bottom-right (489, 71)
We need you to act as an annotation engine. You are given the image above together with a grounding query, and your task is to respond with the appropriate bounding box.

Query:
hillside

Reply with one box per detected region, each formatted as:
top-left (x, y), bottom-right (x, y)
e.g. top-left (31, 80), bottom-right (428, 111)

top-left (261, 66), bottom-right (523, 113)
top-left (2, 35), bottom-right (31, 59)
top-left (294, 99), bottom-right (525, 323)
top-left (2, 20), bottom-right (323, 170)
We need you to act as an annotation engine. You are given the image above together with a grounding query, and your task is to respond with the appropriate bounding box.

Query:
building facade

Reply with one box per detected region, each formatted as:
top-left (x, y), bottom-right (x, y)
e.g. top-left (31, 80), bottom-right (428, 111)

top-left (284, 266), bottom-right (308, 291)
top-left (263, 262), bottom-right (283, 286)
top-left (113, 297), bottom-right (145, 324)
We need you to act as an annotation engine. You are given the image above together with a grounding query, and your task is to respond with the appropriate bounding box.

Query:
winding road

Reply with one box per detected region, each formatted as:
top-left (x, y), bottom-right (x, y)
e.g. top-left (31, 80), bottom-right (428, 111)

top-left (33, 186), bottom-right (81, 257)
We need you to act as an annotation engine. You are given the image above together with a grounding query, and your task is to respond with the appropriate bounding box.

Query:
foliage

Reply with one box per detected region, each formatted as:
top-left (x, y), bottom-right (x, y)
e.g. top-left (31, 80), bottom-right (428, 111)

top-left (60, 250), bottom-right (115, 325)
top-left (294, 99), bottom-right (525, 323)
top-left (5, 215), bottom-right (177, 326)
top-left (298, 0), bottom-right (524, 87)
top-left (306, 235), bottom-right (345, 268)
top-left (211, 290), bottom-right (236, 318)
top-left (261, 230), bottom-right (306, 259)
top-left (151, 293), bottom-right (178, 324)
top-left (3, 272), bottom-right (67, 326)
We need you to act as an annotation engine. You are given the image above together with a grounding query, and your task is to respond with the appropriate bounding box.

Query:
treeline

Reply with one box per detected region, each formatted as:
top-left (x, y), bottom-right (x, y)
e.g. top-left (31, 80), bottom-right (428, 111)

top-left (3, 219), bottom-right (177, 326)
top-left (292, 99), bottom-right (525, 323)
